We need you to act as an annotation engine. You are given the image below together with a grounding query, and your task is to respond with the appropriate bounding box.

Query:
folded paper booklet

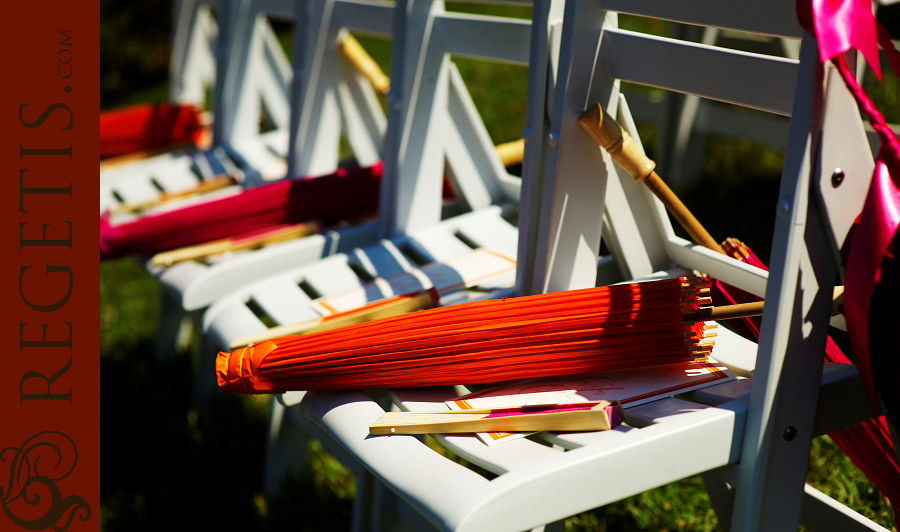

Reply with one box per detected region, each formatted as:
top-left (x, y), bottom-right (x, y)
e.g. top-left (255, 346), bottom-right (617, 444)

top-left (447, 357), bottom-right (736, 446)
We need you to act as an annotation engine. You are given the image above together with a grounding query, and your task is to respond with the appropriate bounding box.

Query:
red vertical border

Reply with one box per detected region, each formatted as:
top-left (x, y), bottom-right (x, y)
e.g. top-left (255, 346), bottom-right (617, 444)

top-left (0, 2), bottom-right (100, 531)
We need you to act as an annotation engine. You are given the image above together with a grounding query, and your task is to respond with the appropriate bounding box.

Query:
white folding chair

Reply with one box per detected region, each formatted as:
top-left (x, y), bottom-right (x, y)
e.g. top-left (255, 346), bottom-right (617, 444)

top-left (99, 0), bottom-right (226, 216)
top-left (200, 0), bottom-right (530, 524)
top-left (99, 0), bottom-right (293, 218)
top-left (107, 0), bottom-right (393, 359)
top-left (294, 0), bottom-right (893, 531)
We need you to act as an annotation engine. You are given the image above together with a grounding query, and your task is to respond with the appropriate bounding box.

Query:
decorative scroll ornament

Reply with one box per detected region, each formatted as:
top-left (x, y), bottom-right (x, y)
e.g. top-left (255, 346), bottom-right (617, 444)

top-left (1, 431), bottom-right (91, 531)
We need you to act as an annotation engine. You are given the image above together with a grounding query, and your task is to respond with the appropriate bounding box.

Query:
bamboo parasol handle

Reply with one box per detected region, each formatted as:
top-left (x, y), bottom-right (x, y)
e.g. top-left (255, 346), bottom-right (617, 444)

top-left (682, 289), bottom-right (844, 322)
top-left (228, 288), bottom-right (439, 349)
top-left (682, 301), bottom-right (764, 323)
top-left (579, 103), bottom-right (726, 255)
top-left (337, 32), bottom-right (390, 95)
top-left (149, 221), bottom-right (319, 267)
top-left (494, 139), bottom-right (525, 168)
top-left (336, 31), bottom-right (526, 168)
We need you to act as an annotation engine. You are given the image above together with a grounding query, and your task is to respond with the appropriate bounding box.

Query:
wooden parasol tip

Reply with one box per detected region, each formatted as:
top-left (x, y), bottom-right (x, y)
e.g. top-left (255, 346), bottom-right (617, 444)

top-left (680, 280), bottom-right (719, 359)
top-left (216, 341), bottom-right (285, 395)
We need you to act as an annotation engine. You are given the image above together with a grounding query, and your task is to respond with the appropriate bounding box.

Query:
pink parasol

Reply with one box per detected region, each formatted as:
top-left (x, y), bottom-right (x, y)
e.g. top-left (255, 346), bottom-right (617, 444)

top-left (100, 163), bottom-right (383, 260)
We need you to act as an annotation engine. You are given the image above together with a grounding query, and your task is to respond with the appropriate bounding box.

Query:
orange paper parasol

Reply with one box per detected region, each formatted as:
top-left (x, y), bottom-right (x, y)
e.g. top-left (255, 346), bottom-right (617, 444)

top-left (216, 277), bottom-right (722, 394)
top-left (100, 102), bottom-right (208, 160)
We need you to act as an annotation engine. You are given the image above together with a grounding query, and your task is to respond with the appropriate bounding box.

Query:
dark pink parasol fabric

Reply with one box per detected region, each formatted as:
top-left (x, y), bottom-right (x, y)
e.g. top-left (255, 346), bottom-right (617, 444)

top-left (100, 163), bottom-right (383, 260)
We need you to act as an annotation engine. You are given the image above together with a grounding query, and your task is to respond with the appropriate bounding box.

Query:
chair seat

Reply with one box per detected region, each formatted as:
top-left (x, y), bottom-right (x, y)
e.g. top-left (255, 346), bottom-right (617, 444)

top-left (101, 150), bottom-right (212, 213)
top-left (202, 206), bottom-right (518, 350)
top-left (297, 355), bottom-right (872, 532)
top-left (155, 221), bottom-right (381, 311)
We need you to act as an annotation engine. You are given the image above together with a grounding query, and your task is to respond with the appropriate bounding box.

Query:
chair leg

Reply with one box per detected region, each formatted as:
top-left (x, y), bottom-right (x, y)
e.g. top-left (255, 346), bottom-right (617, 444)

top-left (193, 333), bottom-right (221, 407)
top-left (274, 402), bottom-right (381, 532)
top-left (263, 396), bottom-right (383, 532)
top-left (350, 468), bottom-right (375, 532)
top-left (704, 472), bottom-right (890, 532)
top-left (531, 519), bottom-right (566, 532)
top-left (799, 484), bottom-right (891, 532)
top-left (702, 472), bottom-right (734, 532)
top-left (263, 399), bottom-right (310, 496)
top-left (156, 288), bottom-right (190, 360)
top-left (373, 482), bottom-right (440, 532)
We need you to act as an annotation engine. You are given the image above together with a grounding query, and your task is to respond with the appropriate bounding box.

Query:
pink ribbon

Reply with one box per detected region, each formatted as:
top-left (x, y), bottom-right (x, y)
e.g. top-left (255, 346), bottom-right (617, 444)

top-left (844, 159), bottom-right (900, 412)
top-left (810, 0), bottom-right (881, 78)
top-left (830, 53), bottom-right (900, 413)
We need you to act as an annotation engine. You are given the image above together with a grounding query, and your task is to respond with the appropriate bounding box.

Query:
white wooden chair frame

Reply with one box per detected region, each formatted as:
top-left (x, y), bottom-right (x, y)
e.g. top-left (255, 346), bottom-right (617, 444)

top-left (99, 0), bottom-right (224, 216)
top-left (156, 0), bottom-right (533, 357)
top-left (290, 0), bottom-right (893, 531)
top-left (103, 0), bottom-right (395, 360)
top-left (150, 0), bottom-right (395, 356)
top-left (99, 0), bottom-right (294, 215)
top-left (199, 0), bottom-right (530, 527)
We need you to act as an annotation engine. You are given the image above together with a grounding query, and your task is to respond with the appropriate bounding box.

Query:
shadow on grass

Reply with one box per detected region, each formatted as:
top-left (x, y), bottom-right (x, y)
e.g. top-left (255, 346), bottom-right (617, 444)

top-left (100, 337), bottom-right (353, 531)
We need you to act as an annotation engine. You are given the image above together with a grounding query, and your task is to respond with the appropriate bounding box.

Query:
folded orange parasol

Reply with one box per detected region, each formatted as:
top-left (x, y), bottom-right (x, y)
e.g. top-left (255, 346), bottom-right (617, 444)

top-left (216, 277), bottom-right (727, 394)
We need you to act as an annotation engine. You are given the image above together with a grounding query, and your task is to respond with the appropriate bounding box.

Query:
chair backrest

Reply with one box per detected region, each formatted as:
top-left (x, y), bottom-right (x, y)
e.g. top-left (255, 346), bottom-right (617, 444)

top-left (169, 0), bottom-right (219, 107)
top-left (377, 0), bottom-right (531, 239)
top-left (212, 0), bottom-right (295, 181)
top-left (643, 25), bottom-right (798, 188)
top-left (520, 0), bottom-right (802, 297)
top-left (219, 0), bottom-right (395, 184)
top-left (286, 0), bottom-right (394, 178)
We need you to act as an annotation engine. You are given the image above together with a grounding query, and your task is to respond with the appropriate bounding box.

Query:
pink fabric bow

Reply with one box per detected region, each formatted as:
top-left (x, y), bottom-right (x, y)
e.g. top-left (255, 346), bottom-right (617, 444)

top-left (788, 2), bottom-right (900, 517)
top-left (809, 0), bottom-right (881, 78)
top-left (831, 54), bottom-right (900, 523)
top-left (844, 158), bottom-right (900, 412)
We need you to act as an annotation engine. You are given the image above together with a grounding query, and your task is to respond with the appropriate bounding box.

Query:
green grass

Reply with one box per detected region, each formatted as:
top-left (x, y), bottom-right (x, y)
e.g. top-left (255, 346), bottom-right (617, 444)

top-left (102, 3), bottom-right (898, 531)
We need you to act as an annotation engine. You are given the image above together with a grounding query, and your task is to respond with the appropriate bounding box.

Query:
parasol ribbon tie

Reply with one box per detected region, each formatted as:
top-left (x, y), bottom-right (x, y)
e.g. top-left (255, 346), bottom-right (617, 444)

top-left (844, 158), bottom-right (900, 412)
top-left (217, 340), bottom-right (286, 394)
top-left (828, 53), bottom-right (900, 415)
top-left (794, 4), bottom-right (900, 519)
top-left (798, 0), bottom-right (881, 79)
